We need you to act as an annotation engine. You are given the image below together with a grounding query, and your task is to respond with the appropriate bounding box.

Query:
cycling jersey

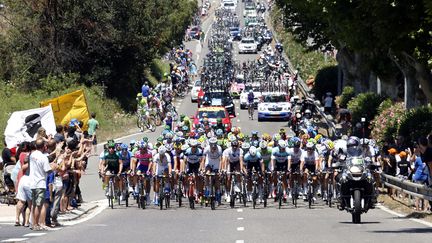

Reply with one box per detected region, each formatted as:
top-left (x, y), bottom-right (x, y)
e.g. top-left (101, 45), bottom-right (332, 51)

top-left (288, 148), bottom-right (303, 164)
top-left (103, 152), bottom-right (120, 174)
top-left (118, 151), bottom-right (133, 171)
top-left (244, 152), bottom-right (262, 172)
top-left (184, 147), bottom-right (203, 164)
top-left (203, 145), bottom-right (222, 170)
top-left (301, 151), bottom-right (319, 165)
top-left (223, 147), bottom-right (243, 163)
top-left (271, 147), bottom-right (290, 163)
top-left (135, 150), bottom-right (152, 172)
top-left (258, 148), bottom-right (272, 170)
top-left (153, 153), bottom-right (171, 175)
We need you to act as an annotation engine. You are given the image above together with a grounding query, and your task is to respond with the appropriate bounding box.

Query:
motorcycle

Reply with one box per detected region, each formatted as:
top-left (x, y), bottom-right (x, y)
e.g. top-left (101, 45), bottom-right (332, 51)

top-left (336, 154), bottom-right (376, 224)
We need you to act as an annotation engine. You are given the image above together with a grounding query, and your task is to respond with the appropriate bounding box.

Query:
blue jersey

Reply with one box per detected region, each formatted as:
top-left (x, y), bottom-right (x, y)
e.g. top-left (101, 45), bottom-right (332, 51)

top-left (118, 151), bottom-right (133, 168)
top-left (271, 147), bottom-right (290, 163)
top-left (247, 92), bottom-right (254, 103)
top-left (141, 85), bottom-right (150, 97)
top-left (184, 148), bottom-right (203, 164)
top-left (244, 152), bottom-right (262, 165)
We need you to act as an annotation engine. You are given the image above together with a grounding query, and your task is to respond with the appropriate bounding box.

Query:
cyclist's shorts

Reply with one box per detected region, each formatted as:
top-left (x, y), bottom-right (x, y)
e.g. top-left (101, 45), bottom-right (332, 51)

top-left (122, 165), bottom-right (131, 173)
top-left (290, 163), bottom-right (300, 172)
top-left (305, 164), bottom-right (316, 173)
top-left (137, 164), bottom-right (149, 173)
top-left (275, 162), bottom-right (287, 172)
top-left (229, 162), bottom-right (240, 172)
top-left (187, 163), bottom-right (200, 174)
top-left (106, 166), bottom-right (119, 175)
top-left (247, 162), bottom-right (261, 173)
top-left (157, 165), bottom-right (169, 176)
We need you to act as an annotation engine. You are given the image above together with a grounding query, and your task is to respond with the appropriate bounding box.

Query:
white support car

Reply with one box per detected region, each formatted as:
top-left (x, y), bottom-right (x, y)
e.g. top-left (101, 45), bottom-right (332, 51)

top-left (257, 92), bottom-right (292, 121)
top-left (190, 80), bottom-right (202, 102)
top-left (239, 83), bottom-right (262, 109)
top-left (238, 38), bottom-right (258, 54)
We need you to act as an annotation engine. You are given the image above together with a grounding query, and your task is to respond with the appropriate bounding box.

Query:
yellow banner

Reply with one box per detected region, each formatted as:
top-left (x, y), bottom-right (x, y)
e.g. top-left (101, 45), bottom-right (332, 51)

top-left (40, 90), bottom-right (90, 130)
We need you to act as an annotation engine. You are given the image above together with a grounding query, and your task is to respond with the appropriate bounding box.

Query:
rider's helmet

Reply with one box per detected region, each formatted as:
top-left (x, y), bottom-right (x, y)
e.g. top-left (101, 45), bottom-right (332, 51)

top-left (242, 142), bottom-right (251, 151)
top-left (107, 140), bottom-right (115, 148)
top-left (180, 114), bottom-right (186, 121)
top-left (197, 128), bottom-right (205, 135)
top-left (249, 146), bottom-right (257, 156)
top-left (216, 129), bottom-right (224, 137)
top-left (305, 142), bottom-right (314, 150)
top-left (231, 140), bottom-right (239, 147)
top-left (209, 137), bottom-right (218, 147)
top-left (137, 93), bottom-right (142, 98)
top-left (273, 134), bottom-right (281, 141)
top-left (231, 127), bottom-right (239, 134)
top-left (129, 140), bottom-right (136, 147)
top-left (189, 139), bottom-right (199, 147)
top-left (165, 143), bottom-right (173, 152)
top-left (139, 141), bottom-right (147, 149)
top-left (279, 128), bottom-right (286, 134)
top-left (304, 109), bottom-right (312, 119)
top-left (165, 132), bottom-right (174, 140)
top-left (158, 146), bottom-right (167, 155)
top-left (347, 136), bottom-right (360, 147)
top-left (259, 141), bottom-right (268, 149)
top-left (278, 140), bottom-right (287, 149)
top-left (217, 118), bottom-right (222, 124)
top-left (120, 143), bottom-right (128, 151)
top-left (166, 112), bottom-right (172, 117)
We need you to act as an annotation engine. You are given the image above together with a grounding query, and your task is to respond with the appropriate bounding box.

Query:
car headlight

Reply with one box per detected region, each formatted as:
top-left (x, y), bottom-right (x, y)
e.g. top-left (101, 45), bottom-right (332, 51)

top-left (259, 107), bottom-right (265, 111)
top-left (283, 106), bottom-right (289, 111)
top-left (226, 104), bottom-right (233, 108)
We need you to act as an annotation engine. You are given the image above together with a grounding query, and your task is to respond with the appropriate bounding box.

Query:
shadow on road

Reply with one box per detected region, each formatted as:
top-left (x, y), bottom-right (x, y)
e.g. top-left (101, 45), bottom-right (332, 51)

top-left (339, 221), bottom-right (381, 225)
top-left (370, 228), bottom-right (432, 233)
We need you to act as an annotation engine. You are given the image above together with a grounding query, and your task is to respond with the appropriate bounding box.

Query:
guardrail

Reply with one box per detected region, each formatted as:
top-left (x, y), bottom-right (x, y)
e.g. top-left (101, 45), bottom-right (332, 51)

top-left (381, 173), bottom-right (432, 201)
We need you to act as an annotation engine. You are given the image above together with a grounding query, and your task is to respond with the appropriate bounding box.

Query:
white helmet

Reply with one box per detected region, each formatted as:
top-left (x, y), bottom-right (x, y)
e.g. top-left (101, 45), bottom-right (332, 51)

top-left (158, 146), bottom-right (167, 155)
top-left (189, 139), bottom-right (198, 147)
top-left (305, 109), bottom-right (311, 114)
top-left (259, 141), bottom-right (268, 149)
top-left (306, 142), bottom-right (314, 149)
top-left (278, 140), bottom-right (287, 148)
top-left (249, 146), bottom-right (257, 156)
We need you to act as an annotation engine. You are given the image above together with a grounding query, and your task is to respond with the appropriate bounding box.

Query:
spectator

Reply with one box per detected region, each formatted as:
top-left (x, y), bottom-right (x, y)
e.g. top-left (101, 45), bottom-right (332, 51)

top-left (418, 137), bottom-right (432, 179)
top-left (1, 138), bottom-right (16, 194)
top-left (323, 92), bottom-right (333, 114)
top-left (411, 147), bottom-right (430, 211)
top-left (383, 148), bottom-right (397, 198)
top-left (87, 112), bottom-right (99, 154)
top-left (41, 171), bottom-right (55, 227)
top-left (29, 139), bottom-right (55, 231)
top-left (53, 125), bottom-right (65, 143)
top-left (14, 141), bottom-right (33, 227)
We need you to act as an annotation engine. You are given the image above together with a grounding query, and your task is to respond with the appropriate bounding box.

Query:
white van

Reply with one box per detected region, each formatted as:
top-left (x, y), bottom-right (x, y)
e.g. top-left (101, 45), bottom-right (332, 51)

top-left (222, 0), bottom-right (236, 11)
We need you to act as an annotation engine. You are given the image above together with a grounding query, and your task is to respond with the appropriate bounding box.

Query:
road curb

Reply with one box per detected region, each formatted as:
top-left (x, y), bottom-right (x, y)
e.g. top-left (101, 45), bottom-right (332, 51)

top-left (58, 204), bottom-right (99, 222)
top-left (377, 204), bottom-right (432, 227)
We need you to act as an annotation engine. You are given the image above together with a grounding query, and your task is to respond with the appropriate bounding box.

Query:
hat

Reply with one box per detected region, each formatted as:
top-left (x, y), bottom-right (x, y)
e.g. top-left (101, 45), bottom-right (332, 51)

top-left (388, 148), bottom-right (397, 155)
top-left (399, 151), bottom-right (407, 158)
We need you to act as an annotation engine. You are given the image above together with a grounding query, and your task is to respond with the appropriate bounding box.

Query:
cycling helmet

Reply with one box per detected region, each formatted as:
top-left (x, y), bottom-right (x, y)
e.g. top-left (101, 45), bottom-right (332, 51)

top-left (278, 140), bottom-right (287, 149)
top-left (323, 140), bottom-right (334, 150)
top-left (139, 141), bottom-right (147, 149)
top-left (249, 146), bottom-right (257, 156)
top-left (252, 140), bottom-right (260, 147)
top-left (165, 143), bottom-right (173, 151)
top-left (166, 112), bottom-right (172, 117)
top-left (217, 118), bottom-right (222, 123)
top-left (305, 109), bottom-right (311, 114)
top-left (259, 141), bottom-right (268, 149)
top-left (273, 134), bottom-right (281, 141)
top-left (130, 140), bottom-right (136, 146)
top-left (279, 128), bottom-right (286, 134)
top-left (137, 93), bottom-right (142, 97)
top-left (182, 125), bottom-right (189, 131)
top-left (347, 136), bottom-right (360, 147)
top-left (189, 131), bottom-right (196, 138)
top-left (314, 134), bottom-right (323, 143)
top-left (209, 137), bottom-right (218, 145)
top-left (251, 131), bottom-right (259, 136)
top-left (242, 142), bottom-right (251, 150)
top-left (165, 132), bottom-right (174, 139)
top-left (181, 144), bottom-right (189, 151)
top-left (231, 127), bottom-right (239, 134)
top-left (189, 139), bottom-right (198, 147)
top-left (206, 132), bottom-right (213, 138)
top-left (231, 140), bottom-right (239, 147)
top-left (228, 135), bottom-right (237, 142)
top-left (120, 143), bottom-right (128, 150)
top-left (158, 146), bottom-right (167, 155)
top-left (197, 128), bottom-right (205, 134)
top-left (107, 140), bottom-right (115, 148)
top-left (306, 142), bottom-right (314, 149)
top-left (216, 129), bottom-right (224, 136)
top-left (293, 140), bottom-right (301, 148)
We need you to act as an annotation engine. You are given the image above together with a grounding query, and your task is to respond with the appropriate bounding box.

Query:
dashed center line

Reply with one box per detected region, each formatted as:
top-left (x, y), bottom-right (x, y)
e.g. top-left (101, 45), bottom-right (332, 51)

top-left (235, 240), bottom-right (244, 243)
top-left (237, 217), bottom-right (244, 220)
top-left (1, 239), bottom-right (29, 242)
top-left (237, 209), bottom-right (243, 212)
top-left (23, 233), bottom-right (47, 237)
top-left (237, 227), bottom-right (244, 231)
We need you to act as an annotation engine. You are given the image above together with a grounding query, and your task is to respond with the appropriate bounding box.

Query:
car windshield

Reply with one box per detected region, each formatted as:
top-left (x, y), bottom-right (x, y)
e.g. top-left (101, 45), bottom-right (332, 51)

top-left (230, 27), bottom-right (239, 32)
top-left (264, 95), bottom-right (285, 103)
top-left (242, 39), bottom-right (255, 44)
top-left (224, 3), bottom-right (235, 7)
top-left (199, 110), bottom-right (226, 119)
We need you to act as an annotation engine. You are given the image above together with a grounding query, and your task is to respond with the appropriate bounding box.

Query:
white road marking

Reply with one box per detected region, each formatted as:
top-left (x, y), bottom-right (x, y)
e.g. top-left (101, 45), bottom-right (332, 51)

top-left (1, 239), bottom-right (29, 242)
top-left (23, 233), bottom-right (46, 237)
top-left (377, 205), bottom-right (432, 227)
top-left (235, 240), bottom-right (244, 243)
top-left (48, 227), bottom-right (63, 231)
top-left (61, 200), bottom-right (108, 226)
top-left (237, 227), bottom-right (244, 231)
top-left (237, 209), bottom-right (243, 212)
top-left (237, 217), bottom-right (244, 220)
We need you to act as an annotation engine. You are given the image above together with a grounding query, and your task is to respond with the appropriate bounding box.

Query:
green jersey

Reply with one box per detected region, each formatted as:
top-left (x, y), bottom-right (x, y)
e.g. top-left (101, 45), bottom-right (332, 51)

top-left (104, 152), bottom-right (120, 173)
top-left (87, 118), bottom-right (99, 135)
top-left (258, 148), bottom-right (272, 169)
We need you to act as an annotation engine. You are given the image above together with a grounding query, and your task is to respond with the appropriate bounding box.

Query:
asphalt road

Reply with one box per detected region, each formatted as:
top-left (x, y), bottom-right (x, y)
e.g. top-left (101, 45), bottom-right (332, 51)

top-left (1, 1), bottom-right (431, 242)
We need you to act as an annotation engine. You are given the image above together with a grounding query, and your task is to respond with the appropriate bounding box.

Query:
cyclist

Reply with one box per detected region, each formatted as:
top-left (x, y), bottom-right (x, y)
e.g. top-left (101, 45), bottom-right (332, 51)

top-left (271, 140), bottom-right (290, 200)
top-left (101, 140), bottom-right (124, 198)
top-left (223, 140), bottom-right (244, 201)
top-left (243, 146), bottom-right (264, 201)
top-left (279, 128), bottom-right (287, 141)
top-left (213, 118), bottom-right (225, 134)
top-left (164, 112), bottom-right (174, 131)
top-left (141, 81), bottom-right (151, 99)
top-left (300, 142), bottom-right (320, 201)
top-left (118, 143), bottom-right (134, 199)
top-left (131, 141), bottom-right (153, 205)
top-left (183, 139), bottom-right (205, 200)
top-left (152, 146), bottom-right (172, 205)
top-left (250, 131), bottom-right (260, 146)
top-left (203, 137), bottom-right (223, 204)
top-left (288, 139), bottom-right (303, 198)
top-left (258, 141), bottom-right (272, 171)
top-left (247, 90), bottom-right (255, 120)
top-left (216, 129), bottom-right (228, 150)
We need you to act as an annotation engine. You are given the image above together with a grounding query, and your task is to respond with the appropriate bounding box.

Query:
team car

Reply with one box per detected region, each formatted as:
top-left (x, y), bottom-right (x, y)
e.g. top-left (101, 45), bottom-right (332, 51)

top-left (200, 89), bottom-right (236, 117)
top-left (230, 74), bottom-right (245, 98)
top-left (238, 38), bottom-right (257, 54)
top-left (257, 92), bottom-right (292, 121)
top-left (190, 79), bottom-right (202, 102)
top-left (192, 106), bottom-right (232, 132)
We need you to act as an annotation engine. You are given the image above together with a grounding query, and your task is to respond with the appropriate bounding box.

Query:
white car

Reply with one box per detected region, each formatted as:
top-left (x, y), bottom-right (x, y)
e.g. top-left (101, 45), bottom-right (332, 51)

top-left (243, 5), bottom-right (257, 17)
top-left (190, 80), bottom-right (202, 102)
top-left (240, 84), bottom-right (262, 109)
top-left (258, 92), bottom-right (292, 121)
top-left (238, 38), bottom-right (257, 54)
top-left (222, 0), bottom-right (236, 11)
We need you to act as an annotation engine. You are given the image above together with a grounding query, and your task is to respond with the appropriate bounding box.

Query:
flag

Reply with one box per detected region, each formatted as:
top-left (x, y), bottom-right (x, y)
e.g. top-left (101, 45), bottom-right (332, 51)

top-left (4, 105), bottom-right (56, 148)
top-left (40, 89), bottom-right (90, 130)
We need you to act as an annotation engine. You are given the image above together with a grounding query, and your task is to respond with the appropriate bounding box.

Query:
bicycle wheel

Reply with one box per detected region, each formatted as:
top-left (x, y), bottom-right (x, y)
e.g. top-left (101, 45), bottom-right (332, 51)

top-left (308, 184), bottom-right (312, 209)
top-left (109, 182), bottom-right (114, 209)
top-left (159, 194), bottom-right (164, 210)
top-left (278, 185), bottom-right (282, 209)
top-left (328, 183), bottom-right (333, 208)
top-left (165, 194), bottom-right (170, 209)
top-left (189, 197), bottom-right (195, 209)
top-left (210, 198), bottom-right (216, 210)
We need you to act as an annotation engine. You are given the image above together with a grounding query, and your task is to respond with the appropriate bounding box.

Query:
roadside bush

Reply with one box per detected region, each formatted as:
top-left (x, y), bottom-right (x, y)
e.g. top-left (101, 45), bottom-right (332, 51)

top-left (397, 106), bottom-right (432, 146)
top-left (312, 65), bottom-right (338, 100)
top-left (370, 102), bottom-right (406, 145)
top-left (347, 92), bottom-right (386, 125)
top-left (335, 86), bottom-right (355, 108)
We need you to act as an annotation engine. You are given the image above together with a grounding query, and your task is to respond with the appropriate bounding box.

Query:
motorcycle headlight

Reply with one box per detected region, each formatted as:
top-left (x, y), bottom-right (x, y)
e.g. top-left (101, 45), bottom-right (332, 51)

top-left (349, 166), bottom-right (362, 175)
